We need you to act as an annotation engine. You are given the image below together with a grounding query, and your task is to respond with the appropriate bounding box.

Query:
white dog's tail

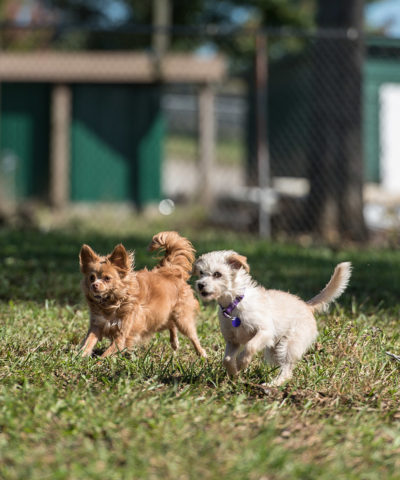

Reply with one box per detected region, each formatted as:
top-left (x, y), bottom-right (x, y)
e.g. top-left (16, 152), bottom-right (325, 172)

top-left (307, 262), bottom-right (352, 313)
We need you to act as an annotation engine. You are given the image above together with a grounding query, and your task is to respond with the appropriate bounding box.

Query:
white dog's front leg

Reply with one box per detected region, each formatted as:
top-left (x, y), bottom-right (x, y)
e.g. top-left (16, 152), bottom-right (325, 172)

top-left (236, 330), bottom-right (274, 372)
top-left (223, 342), bottom-right (241, 376)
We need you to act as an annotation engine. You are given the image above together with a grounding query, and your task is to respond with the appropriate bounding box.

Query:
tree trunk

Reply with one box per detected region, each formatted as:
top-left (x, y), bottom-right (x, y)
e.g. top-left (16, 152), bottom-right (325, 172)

top-left (306, 0), bottom-right (367, 241)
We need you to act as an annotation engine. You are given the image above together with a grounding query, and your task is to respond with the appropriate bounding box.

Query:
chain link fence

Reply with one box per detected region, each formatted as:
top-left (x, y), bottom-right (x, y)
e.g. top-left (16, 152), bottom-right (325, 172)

top-left (0, 25), bottom-right (399, 241)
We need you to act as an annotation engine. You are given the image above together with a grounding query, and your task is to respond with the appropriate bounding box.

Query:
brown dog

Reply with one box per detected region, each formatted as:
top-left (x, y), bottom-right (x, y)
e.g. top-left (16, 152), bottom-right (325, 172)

top-left (79, 231), bottom-right (207, 358)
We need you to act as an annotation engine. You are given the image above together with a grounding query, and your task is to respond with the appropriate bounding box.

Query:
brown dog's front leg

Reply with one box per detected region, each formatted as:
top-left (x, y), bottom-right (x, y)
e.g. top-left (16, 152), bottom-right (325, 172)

top-left (80, 330), bottom-right (100, 357)
top-left (101, 335), bottom-right (126, 358)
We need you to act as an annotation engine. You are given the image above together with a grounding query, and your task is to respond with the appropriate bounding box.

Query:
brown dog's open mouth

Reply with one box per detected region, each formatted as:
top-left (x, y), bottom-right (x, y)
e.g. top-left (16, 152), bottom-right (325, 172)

top-left (93, 294), bottom-right (109, 303)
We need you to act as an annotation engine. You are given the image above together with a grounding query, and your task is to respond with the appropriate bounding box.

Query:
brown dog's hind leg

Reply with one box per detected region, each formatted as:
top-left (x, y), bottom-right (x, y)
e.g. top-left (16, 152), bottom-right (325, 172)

top-left (173, 315), bottom-right (207, 358)
top-left (169, 324), bottom-right (180, 351)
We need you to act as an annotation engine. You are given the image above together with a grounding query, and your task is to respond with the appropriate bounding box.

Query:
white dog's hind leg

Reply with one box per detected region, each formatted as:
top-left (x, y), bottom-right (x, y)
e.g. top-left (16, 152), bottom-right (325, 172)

top-left (223, 342), bottom-right (241, 376)
top-left (264, 346), bottom-right (278, 366)
top-left (236, 331), bottom-right (274, 372)
top-left (269, 336), bottom-right (301, 386)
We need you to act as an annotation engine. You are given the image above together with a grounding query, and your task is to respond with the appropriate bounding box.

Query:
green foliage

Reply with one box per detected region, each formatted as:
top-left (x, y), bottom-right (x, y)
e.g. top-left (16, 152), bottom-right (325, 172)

top-left (1, 219), bottom-right (400, 479)
top-left (0, 0), bottom-right (317, 53)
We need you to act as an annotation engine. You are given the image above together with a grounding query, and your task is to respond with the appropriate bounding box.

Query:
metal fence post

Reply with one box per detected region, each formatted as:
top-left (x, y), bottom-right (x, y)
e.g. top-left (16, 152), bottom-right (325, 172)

top-left (197, 83), bottom-right (215, 208)
top-left (255, 32), bottom-right (271, 238)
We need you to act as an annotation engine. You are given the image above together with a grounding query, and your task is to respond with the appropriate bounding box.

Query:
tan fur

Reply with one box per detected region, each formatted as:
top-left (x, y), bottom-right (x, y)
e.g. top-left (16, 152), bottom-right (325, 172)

top-left (307, 262), bottom-right (352, 312)
top-left (79, 232), bottom-right (206, 359)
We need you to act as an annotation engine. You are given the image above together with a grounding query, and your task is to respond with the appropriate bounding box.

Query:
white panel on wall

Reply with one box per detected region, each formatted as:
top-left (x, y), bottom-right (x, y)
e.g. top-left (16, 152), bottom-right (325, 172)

top-left (380, 83), bottom-right (400, 193)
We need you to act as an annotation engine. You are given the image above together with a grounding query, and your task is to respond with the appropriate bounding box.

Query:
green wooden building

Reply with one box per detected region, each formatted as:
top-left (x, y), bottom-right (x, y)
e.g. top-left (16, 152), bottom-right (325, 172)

top-left (0, 52), bottom-right (225, 208)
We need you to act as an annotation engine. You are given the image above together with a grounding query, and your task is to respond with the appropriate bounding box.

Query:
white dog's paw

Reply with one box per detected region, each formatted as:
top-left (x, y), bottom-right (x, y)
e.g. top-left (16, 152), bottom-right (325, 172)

top-left (223, 357), bottom-right (238, 376)
top-left (236, 353), bottom-right (251, 372)
top-left (269, 370), bottom-right (293, 387)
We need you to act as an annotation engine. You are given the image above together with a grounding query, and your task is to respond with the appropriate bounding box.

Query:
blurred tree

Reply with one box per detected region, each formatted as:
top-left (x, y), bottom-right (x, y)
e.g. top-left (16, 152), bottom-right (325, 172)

top-left (0, 0), bottom-right (318, 51)
top-left (0, 0), bottom-right (58, 50)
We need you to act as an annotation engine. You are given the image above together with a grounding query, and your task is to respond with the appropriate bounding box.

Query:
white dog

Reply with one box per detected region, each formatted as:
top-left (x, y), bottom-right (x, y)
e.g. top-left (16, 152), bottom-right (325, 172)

top-left (194, 251), bottom-right (351, 386)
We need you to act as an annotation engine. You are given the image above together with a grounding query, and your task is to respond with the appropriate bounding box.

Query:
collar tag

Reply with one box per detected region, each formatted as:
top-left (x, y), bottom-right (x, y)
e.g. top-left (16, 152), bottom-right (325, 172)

top-left (231, 317), bottom-right (241, 327)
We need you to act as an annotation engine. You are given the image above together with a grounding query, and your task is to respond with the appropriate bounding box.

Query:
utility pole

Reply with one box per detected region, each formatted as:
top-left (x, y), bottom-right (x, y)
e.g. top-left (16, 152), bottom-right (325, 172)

top-left (152, 0), bottom-right (171, 57)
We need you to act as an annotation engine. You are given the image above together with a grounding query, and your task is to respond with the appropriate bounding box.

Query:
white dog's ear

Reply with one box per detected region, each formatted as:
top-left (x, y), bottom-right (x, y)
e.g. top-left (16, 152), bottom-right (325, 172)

top-left (227, 253), bottom-right (250, 273)
top-left (191, 262), bottom-right (200, 276)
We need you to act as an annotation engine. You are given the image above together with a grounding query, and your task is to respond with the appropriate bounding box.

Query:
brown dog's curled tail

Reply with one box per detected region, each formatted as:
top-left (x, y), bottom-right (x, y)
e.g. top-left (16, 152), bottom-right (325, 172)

top-left (148, 231), bottom-right (195, 281)
top-left (306, 262), bottom-right (352, 313)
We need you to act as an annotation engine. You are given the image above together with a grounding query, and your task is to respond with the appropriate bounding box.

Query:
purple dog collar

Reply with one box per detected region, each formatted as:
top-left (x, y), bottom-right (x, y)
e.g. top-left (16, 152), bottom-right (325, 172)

top-left (220, 294), bottom-right (244, 327)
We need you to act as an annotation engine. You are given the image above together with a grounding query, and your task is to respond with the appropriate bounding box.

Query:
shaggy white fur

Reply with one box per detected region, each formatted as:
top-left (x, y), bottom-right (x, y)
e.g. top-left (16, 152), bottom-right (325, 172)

top-left (194, 251), bottom-right (351, 386)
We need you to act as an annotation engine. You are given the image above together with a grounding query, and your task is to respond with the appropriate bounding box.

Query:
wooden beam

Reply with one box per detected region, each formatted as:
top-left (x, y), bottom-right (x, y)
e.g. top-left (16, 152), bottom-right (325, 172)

top-left (0, 52), bottom-right (226, 84)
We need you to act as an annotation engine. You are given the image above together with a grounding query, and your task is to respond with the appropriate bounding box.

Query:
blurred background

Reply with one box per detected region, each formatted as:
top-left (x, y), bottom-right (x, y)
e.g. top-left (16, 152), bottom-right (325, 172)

top-left (0, 0), bottom-right (399, 244)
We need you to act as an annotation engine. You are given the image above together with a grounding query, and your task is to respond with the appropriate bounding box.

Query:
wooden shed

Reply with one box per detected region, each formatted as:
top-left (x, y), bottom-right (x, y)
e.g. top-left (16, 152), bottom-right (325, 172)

top-left (0, 52), bottom-right (226, 207)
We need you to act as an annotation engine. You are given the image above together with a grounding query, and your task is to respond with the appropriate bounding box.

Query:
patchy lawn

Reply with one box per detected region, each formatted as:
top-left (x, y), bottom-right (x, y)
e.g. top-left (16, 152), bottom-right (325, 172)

top-left (1, 217), bottom-right (400, 479)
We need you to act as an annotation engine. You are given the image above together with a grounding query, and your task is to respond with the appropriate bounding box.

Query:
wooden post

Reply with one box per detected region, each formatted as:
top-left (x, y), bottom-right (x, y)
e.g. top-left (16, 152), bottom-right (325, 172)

top-left (197, 83), bottom-right (215, 207)
top-left (50, 84), bottom-right (71, 209)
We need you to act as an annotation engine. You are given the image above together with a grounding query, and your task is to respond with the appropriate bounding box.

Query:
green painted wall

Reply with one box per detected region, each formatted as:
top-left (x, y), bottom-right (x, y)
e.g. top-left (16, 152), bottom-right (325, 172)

top-left (70, 84), bottom-right (163, 206)
top-left (0, 82), bottom-right (163, 205)
top-left (0, 83), bottom-right (50, 199)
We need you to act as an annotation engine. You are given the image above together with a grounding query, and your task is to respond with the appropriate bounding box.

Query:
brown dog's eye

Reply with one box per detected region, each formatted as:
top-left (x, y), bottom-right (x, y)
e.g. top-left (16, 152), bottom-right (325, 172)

top-left (213, 272), bottom-right (222, 278)
top-left (90, 274), bottom-right (96, 282)
top-left (103, 275), bottom-right (111, 282)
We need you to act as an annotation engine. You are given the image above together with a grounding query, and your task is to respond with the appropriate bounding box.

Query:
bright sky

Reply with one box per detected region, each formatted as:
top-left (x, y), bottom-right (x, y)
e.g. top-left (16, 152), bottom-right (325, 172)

top-left (366, 0), bottom-right (400, 37)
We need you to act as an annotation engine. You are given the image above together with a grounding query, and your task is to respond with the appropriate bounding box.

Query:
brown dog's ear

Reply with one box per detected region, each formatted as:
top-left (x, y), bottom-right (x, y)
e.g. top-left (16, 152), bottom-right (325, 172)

top-left (108, 244), bottom-right (133, 273)
top-left (227, 253), bottom-right (250, 273)
top-left (79, 244), bottom-right (99, 272)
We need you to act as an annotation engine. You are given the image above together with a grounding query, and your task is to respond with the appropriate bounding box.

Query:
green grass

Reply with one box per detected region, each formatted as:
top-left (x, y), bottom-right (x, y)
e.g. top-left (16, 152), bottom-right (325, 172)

top-left (1, 215), bottom-right (400, 479)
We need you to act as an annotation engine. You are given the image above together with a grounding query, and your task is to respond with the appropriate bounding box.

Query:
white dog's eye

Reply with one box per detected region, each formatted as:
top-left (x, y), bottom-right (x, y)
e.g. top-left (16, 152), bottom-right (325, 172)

top-left (199, 270), bottom-right (204, 276)
top-left (213, 272), bottom-right (222, 278)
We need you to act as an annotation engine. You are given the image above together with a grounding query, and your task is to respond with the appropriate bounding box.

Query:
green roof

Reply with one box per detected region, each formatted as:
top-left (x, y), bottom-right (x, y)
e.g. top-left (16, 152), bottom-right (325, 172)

top-left (366, 36), bottom-right (400, 48)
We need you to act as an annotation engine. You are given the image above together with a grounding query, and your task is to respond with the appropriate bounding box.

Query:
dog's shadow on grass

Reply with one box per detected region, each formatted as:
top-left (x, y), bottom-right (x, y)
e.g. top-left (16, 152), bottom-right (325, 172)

top-left (89, 346), bottom-right (229, 388)
top-left (88, 344), bottom-right (288, 400)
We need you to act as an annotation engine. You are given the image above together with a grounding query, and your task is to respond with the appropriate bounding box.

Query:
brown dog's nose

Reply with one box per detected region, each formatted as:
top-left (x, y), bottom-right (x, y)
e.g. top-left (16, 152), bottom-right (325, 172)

top-left (92, 283), bottom-right (99, 291)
